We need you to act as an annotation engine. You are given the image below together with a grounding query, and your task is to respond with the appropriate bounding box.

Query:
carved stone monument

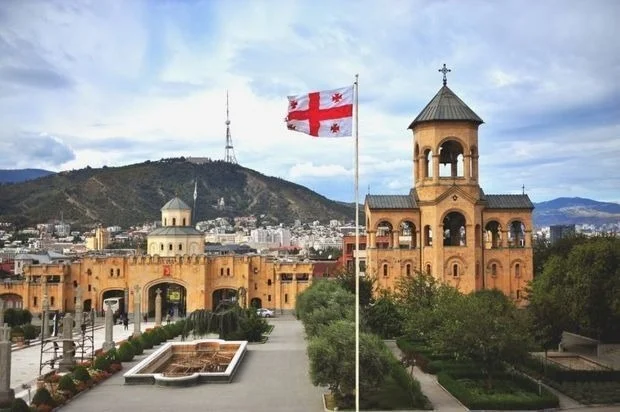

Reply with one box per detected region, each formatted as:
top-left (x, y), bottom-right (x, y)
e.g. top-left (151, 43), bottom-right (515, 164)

top-left (41, 277), bottom-right (50, 339)
top-left (74, 285), bottom-right (83, 333)
top-left (133, 285), bottom-right (142, 338)
top-left (59, 314), bottom-right (76, 372)
top-left (155, 288), bottom-right (162, 326)
top-left (0, 322), bottom-right (14, 404)
top-left (102, 302), bottom-right (115, 351)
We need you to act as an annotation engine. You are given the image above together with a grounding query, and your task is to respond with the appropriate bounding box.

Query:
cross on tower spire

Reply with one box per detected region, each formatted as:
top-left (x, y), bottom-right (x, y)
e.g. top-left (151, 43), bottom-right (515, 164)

top-left (438, 63), bottom-right (451, 86)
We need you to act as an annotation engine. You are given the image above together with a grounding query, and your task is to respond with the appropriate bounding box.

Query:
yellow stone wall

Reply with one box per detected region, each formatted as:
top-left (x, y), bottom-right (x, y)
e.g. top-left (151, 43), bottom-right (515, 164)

top-left (5, 254), bottom-right (313, 314)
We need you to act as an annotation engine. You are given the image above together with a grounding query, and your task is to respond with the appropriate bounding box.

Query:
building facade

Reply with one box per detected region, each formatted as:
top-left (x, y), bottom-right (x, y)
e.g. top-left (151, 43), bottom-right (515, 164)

top-left (365, 80), bottom-right (534, 303)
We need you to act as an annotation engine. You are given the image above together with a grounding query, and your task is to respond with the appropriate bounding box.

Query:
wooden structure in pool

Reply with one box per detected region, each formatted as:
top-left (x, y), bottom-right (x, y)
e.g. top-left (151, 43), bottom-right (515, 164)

top-left (124, 339), bottom-right (248, 386)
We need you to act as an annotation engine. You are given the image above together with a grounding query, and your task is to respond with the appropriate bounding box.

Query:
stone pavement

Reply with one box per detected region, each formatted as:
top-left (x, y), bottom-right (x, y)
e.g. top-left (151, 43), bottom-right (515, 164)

top-left (384, 340), bottom-right (467, 412)
top-left (12, 318), bottom-right (157, 402)
top-left (58, 315), bottom-right (325, 412)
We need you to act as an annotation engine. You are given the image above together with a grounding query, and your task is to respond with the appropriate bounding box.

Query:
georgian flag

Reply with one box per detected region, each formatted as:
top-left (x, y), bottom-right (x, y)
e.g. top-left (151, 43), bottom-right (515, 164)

top-left (285, 85), bottom-right (353, 137)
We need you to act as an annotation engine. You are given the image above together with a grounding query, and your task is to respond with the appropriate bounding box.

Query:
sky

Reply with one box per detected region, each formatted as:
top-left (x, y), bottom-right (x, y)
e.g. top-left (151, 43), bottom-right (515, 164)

top-left (1, 0), bottom-right (619, 204)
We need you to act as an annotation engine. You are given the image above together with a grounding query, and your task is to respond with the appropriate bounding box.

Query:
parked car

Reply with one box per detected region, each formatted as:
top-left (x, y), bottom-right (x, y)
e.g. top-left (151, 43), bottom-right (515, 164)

top-left (256, 308), bottom-right (274, 318)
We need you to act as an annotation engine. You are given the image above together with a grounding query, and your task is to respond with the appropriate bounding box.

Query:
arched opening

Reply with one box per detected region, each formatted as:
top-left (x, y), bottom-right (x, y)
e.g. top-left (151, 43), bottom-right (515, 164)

top-left (182, 218), bottom-right (186, 226)
top-left (484, 221), bottom-right (502, 249)
top-left (376, 220), bottom-right (393, 249)
top-left (0, 293), bottom-right (23, 309)
top-left (405, 263), bottom-right (411, 277)
top-left (148, 282), bottom-right (187, 318)
top-left (250, 297), bottom-right (262, 308)
top-left (515, 263), bottom-right (521, 278)
top-left (101, 289), bottom-right (125, 314)
top-left (424, 225), bottom-right (433, 246)
top-left (443, 212), bottom-right (466, 246)
top-left (426, 264), bottom-right (431, 274)
top-left (424, 149), bottom-right (433, 178)
top-left (172, 218), bottom-right (176, 226)
top-left (382, 264), bottom-right (389, 277)
top-left (439, 140), bottom-right (464, 177)
top-left (509, 220), bottom-right (526, 248)
top-left (83, 298), bottom-right (92, 312)
top-left (212, 288), bottom-right (238, 311)
top-left (452, 263), bottom-right (459, 277)
top-left (399, 221), bottom-right (416, 248)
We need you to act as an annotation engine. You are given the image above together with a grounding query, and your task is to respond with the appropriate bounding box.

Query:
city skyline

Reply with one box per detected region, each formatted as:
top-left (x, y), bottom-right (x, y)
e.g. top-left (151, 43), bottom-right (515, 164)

top-left (1, 0), bottom-right (619, 204)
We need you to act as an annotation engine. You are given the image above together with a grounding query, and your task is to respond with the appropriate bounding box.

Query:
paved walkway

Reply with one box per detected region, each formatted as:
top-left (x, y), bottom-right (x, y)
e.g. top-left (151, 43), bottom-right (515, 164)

top-left (58, 315), bottom-right (324, 412)
top-left (384, 341), bottom-right (466, 412)
top-left (12, 318), bottom-right (158, 401)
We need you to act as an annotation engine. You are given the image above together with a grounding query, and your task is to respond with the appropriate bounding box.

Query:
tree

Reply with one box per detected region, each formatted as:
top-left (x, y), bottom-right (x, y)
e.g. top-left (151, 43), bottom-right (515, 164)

top-left (364, 292), bottom-right (404, 339)
top-left (430, 289), bottom-right (532, 388)
top-left (335, 268), bottom-right (375, 307)
top-left (307, 320), bottom-right (392, 408)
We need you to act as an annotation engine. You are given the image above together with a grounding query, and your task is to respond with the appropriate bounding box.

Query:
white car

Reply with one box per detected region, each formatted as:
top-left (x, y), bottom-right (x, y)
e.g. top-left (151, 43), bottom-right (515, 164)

top-left (256, 308), bottom-right (274, 318)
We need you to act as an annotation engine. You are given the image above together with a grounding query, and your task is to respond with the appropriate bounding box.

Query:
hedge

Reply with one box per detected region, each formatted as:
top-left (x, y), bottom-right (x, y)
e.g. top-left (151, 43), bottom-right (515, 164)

top-left (520, 355), bottom-right (620, 382)
top-left (437, 371), bottom-right (559, 410)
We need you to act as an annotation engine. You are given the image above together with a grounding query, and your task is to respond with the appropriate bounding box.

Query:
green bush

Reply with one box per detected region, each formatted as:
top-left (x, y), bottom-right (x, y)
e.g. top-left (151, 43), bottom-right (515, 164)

top-left (58, 374), bottom-right (77, 394)
top-left (117, 342), bottom-right (135, 362)
top-left (3, 308), bottom-right (33, 327)
top-left (31, 387), bottom-right (55, 407)
top-left (105, 347), bottom-right (119, 363)
top-left (129, 337), bottom-right (143, 355)
top-left (10, 326), bottom-right (23, 338)
top-left (72, 365), bottom-right (91, 383)
top-left (93, 355), bottom-right (111, 372)
top-left (9, 397), bottom-right (30, 412)
top-left (21, 323), bottom-right (38, 340)
top-left (138, 333), bottom-right (153, 349)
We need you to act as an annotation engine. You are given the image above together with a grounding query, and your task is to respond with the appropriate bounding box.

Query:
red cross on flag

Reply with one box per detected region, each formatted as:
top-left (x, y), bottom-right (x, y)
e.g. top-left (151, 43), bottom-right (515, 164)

top-left (285, 85), bottom-right (353, 137)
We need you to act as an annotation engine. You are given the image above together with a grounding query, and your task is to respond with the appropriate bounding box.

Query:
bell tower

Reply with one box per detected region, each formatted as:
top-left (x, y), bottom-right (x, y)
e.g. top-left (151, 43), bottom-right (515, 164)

top-left (410, 64), bottom-right (483, 202)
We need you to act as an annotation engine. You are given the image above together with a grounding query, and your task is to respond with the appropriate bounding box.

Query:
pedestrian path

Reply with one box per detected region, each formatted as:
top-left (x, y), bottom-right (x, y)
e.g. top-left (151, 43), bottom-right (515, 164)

top-left (11, 319), bottom-right (158, 402)
top-left (384, 340), bottom-right (467, 412)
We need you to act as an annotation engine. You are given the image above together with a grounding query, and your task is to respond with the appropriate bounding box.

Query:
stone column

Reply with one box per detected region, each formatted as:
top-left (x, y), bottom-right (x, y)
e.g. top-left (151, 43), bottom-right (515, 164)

top-left (392, 230), bottom-right (400, 249)
top-left (0, 299), bottom-right (4, 327)
top-left (102, 302), bottom-right (115, 351)
top-left (133, 285), bottom-right (142, 338)
top-left (41, 279), bottom-right (50, 339)
top-left (155, 288), bottom-right (162, 326)
top-left (74, 285), bottom-right (83, 333)
top-left (59, 314), bottom-right (76, 372)
top-left (0, 323), bottom-right (15, 404)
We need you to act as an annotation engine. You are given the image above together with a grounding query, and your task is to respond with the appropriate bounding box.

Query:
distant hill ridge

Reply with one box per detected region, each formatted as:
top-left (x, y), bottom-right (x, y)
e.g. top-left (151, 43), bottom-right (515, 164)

top-left (0, 159), bottom-right (354, 228)
top-left (0, 168), bottom-right (55, 183)
top-left (533, 197), bottom-right (620, 227)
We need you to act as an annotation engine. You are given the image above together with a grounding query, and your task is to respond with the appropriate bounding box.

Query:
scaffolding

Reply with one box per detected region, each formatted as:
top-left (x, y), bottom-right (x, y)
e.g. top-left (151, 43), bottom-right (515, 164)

top-left (39, 311), bottom-right (96, 375)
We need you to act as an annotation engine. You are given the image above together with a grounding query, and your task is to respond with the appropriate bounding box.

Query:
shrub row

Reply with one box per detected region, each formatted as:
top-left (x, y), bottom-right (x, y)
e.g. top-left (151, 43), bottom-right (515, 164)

top-left (437, 371), bottom-right (560, 410)
top-left (520, 354), bottom-right (620, 382)
top-left (3, 308), bottom-right (32, 327)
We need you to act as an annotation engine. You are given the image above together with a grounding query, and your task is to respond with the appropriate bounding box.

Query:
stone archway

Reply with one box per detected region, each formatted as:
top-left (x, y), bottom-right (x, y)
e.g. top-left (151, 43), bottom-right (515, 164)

top-left (147, 282), bottom-right (187, 318)
top-left (250, 297), bottom-right (262, 308)
top-left (0, 293), bottom-right (23, 309)
top-left (212, 288), bottom-right (238, 311)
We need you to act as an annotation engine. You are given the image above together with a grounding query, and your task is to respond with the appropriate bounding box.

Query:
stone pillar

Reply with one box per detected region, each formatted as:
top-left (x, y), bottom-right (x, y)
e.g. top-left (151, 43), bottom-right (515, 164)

top-left (41, 280), bottom-right (50, 339)
top-left (392, 230), bottom-right (400, 249)
top-left (0, 323), bottom-right (15, 404)
top-left (102, 302), bottom-right (115, 351)
top-left (433, 154), bottom-right (440, 182)
top-left (74, 285), bottom-right (83, 333)
top-left (59, 314), bottom-right (76, 372)
top-left (133, 285), bottom-right (142, 338)
top-left (123, 287), bottom-right (129, 315)
top-left (0, 299), bottom-right (4, 327)
top-left (155, 288), bottom-right (162, 327)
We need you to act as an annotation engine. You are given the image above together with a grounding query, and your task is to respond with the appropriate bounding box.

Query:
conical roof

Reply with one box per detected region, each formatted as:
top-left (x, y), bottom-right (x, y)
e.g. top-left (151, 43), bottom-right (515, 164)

top-left (161, 197), bottom-right (191, 211)
top-left (408, 85), bottom-right (483, 129)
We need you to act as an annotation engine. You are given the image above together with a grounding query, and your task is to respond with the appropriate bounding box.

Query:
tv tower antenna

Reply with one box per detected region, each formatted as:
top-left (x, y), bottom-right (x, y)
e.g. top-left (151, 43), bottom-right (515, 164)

top-left (224, 90), bottom-right (238, 164)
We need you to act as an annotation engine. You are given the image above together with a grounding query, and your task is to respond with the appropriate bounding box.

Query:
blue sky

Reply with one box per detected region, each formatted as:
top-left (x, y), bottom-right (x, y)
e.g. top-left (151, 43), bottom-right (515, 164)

top-left (1, 0), bottom-right (619, 204)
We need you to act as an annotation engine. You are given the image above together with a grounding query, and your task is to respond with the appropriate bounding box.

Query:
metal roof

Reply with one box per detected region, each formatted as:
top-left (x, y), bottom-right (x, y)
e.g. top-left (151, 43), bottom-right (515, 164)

top-left (148, 227), bottom-right (204, 236)
top-left (408, 85), bottom-right (483, 128)
top-left (366, 195), bottom-right (417, 209)
top-left (483, 194), bottom-right (534, 209)
top-left (161, 197), bottom-right (191, 211)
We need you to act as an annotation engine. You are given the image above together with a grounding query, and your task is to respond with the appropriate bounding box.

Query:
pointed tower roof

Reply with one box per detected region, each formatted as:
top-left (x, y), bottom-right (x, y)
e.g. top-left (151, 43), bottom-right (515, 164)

top-left (161, 197), bottom-right (191, 211)
top-left (408, 85), bottom-right (484, 129)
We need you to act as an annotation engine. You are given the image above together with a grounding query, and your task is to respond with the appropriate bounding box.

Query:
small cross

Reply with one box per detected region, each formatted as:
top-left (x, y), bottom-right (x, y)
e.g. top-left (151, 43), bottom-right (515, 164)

top-left (155, 288), bottom-right (162, 296)
top-left (438, 63), bottom-right (451, 86)
top-left (522, 184), bottom-right (525, 195)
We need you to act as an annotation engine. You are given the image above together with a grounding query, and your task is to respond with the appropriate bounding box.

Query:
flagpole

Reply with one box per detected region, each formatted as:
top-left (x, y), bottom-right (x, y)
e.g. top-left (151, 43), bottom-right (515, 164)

top-left (354, 73), bottom-right (360, 412)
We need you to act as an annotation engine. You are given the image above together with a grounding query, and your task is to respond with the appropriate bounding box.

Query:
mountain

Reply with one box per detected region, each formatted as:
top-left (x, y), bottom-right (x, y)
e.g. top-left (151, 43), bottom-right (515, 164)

top-left (0, 158), bottom-right (355, 228)
top-left (533, 197), bottom-right (620, 227)
top-left (0, 168), bottom-right (55, 183)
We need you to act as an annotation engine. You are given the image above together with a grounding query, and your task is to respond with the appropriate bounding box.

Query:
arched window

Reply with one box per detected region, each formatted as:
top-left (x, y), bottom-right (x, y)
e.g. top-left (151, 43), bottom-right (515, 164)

top-left (424, 149), bottom-right (433, 178)
top-left (400, 221), bottom-right (416, 248)
top-left (116, 269), bottom-right (120, 277)
top-left (178, 244), bottom-right (183, 251)
top-left (226, 268), bottom-right (230, 276)
top-left (491, 263), bottom-right (497, 277)
top-left (438, 140), bottom-right (464, 177)
top-left (182, 218), bottom-right (186, 226)
top-left (424, 225), bottom-right (433, 246)
top-left (267, 279), bottom-right (272, 286)
top-left (515, 263), bottom-right (521, 278)
top-left (406, 264), bottom-right (411, 277)
top-left (452, 264), bottom-right (459, 277)
top-left (509, 221), bottom-right (526, 248)
top-left (160, 244), bottom-right (164, 251)
top-left (485, 221), bottom-right (501, 249)
top-left (168, 244), bottom-right (173, 251)
top-left (220, 268), bottom-right (224, 276)
top-left (50, 297), bottom-right (55, 306)
top-left (383, 264), bottom-right (388, 277)
top-left (443, 212), bottom-right (466, 246)
top-left (426, 264), bottom-right (431, 275)
top-left (164, 218), bottom-right (167, 226)
top-left (109, 269), bottom-right (113, 277)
